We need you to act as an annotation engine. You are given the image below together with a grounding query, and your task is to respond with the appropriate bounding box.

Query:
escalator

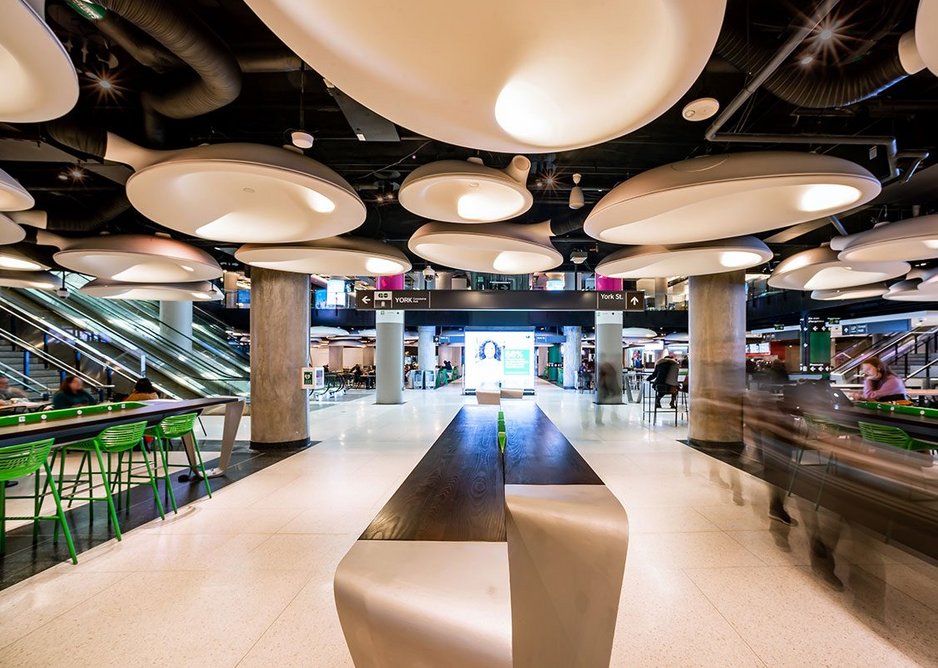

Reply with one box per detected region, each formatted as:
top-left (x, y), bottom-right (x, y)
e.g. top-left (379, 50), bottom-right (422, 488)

top-left (0, 287), bottom-right (248, 399)
top-left (831, 326), bottom-right (938, 387)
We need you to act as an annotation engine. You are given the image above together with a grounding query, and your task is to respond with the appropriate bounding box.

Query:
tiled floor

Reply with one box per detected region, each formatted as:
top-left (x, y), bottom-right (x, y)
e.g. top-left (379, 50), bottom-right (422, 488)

top-left (1, 383), bottom-right (936, 667)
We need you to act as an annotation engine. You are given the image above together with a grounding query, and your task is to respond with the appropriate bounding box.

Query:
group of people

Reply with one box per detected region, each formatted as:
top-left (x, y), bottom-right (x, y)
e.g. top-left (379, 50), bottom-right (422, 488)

top-left (51, 376), bottom-right (160, 409)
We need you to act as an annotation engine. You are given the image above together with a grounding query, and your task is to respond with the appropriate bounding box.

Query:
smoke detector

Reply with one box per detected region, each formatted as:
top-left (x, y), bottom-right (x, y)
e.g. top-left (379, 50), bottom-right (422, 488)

top-left (682, 97), bottom-right (719, 122)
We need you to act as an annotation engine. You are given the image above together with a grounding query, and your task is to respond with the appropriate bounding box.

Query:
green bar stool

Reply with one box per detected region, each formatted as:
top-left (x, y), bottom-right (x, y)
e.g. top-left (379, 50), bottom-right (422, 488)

top-left (0, 438), bottom-right (77, 564)
top-left (59, 420), bottom-right (164, 542)
top-left (146, 413), bottom-right (212, 509)
top-left (858, 421), bottom-right (932, 451)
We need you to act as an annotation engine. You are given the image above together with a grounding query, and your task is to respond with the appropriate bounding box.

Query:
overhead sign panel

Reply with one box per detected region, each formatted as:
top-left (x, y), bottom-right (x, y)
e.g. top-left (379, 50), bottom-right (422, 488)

top-left (354, 290), bottom-right (645, 312)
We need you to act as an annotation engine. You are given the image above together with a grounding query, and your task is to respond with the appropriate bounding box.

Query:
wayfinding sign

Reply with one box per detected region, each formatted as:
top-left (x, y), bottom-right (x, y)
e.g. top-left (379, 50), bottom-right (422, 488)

top-left (354, 290), bottom-right (645, 311)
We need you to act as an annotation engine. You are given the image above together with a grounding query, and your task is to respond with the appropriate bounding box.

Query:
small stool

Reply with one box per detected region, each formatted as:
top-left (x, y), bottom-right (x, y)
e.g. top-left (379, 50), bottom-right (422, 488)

top-left (146, 413), bottom-right (212, 511)
top-left (0, 438), bottom-right (77, 564)
top-left (58, 420), bottom-right (164, 542)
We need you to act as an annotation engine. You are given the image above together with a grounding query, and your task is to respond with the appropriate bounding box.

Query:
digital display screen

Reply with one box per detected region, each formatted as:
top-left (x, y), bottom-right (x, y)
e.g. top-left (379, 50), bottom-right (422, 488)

top-left (463, 330), bottom-right (535, 391)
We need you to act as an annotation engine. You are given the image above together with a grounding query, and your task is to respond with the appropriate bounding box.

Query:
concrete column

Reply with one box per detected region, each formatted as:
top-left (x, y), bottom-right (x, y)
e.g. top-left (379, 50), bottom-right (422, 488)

top-left (250, 267), bottom-right (310, 449)
top-left (376, 310), bottom-right (404, 404)
top-left (223, 270), bottom-right (239, 308)
top-left (329, 345), bottom-right (344, 371)
top-left (595, 311), bottom-right (623, 403)
top-left (160, 300), bottom-right (193, 352)
top-left (562, 326), bottom-right (581, 389)
top-left (537, 345), bottom-right (549, 377)
top-left (654, 278), bottom-right (668, 309)
top-left (435, 272), bottom-right (453, 290)
top-left (417, 325), bottom-right (436, 371)
top-left (688, 270), bottom-right (746, 448)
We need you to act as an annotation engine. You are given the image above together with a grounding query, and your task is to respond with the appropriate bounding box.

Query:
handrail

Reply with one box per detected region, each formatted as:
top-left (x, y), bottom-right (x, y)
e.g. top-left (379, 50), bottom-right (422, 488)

top-left (0, 359), bottom-right (51, 394)
top-left (832, 327), bottom-right (938, 382)
top-left (906, 356), bottom-right (938, 380)
top-left (0, 326), bottom-right (104, 389)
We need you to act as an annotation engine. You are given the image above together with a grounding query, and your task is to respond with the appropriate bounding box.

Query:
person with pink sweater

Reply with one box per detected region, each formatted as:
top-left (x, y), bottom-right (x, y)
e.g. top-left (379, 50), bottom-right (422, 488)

top-left (860, 357), bottom-right (907, 402)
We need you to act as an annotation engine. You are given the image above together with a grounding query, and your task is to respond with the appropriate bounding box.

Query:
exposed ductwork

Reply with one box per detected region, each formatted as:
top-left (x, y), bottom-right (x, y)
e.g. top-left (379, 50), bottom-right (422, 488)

top-left (12, 191), bottom-right (132, 234)
top-left (65, 0), bottom-right (241, 119)
top-left (715, 0), bottom-right (923, 109)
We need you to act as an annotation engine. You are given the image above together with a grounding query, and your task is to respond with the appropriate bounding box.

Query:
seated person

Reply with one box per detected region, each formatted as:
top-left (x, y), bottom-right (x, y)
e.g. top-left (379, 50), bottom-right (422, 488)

top-left (648, 353), bottom-right (680, 408)
top-left (126, 377), bottom-right (160, 401)
top-left (0, 376), bottom-right (29, 401)
top-left (859, 356), bottom-right (907, 402)
top-left (52, 375), bottom-right (97, 409)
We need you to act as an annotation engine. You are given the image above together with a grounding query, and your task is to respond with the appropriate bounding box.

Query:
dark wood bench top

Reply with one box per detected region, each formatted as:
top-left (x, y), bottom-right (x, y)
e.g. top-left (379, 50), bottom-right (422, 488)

top-left (360, 403), bottom-right (601, 542)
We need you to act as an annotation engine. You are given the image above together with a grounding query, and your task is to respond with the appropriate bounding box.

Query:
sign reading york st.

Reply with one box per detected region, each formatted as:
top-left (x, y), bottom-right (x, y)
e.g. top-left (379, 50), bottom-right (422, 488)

top-left (354, 290), bottom-right (645, 311)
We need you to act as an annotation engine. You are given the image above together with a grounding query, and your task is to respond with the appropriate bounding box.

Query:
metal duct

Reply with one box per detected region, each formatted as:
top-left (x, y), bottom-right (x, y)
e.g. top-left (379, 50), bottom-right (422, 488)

top-left (67, 0), bottom-right (241, 119)
top-left (13, 192), bottom-right (131, 234)
top-left (715, 0), bottom-right (919, 108)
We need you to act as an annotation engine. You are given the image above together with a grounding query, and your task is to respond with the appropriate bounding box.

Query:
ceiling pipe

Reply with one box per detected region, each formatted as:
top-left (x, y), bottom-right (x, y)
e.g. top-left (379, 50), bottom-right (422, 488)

top-left (64, 0), bottom-right (241, 120)
top-left (704, 0), bottom-right (922, 182)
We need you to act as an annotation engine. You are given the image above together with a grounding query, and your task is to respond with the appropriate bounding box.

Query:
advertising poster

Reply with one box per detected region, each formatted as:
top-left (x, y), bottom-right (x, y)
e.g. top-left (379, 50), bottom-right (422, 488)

top-left (463, 330), bottom-right (535, 391)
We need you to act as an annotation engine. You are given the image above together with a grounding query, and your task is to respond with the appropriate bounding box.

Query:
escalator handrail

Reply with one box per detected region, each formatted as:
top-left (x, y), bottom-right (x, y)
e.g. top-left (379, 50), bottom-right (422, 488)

top-left (0, 358), bottom-right (51, 394)
top-left (0, 326), bottom-right (105, 389)
top-left (833, 327), bottom-right (938, 379)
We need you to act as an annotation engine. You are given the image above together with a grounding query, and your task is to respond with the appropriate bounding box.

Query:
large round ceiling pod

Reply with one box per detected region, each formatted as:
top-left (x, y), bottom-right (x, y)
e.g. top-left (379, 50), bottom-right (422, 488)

top-left (51, 234), bottom-right (222, 283)
top-left (833, 215), bottom-right (938, 263)
top-left (917, 0), bottom-right (938, 76)
top-left (0, 270), bottom-right (58, 289)
top-left (810, 284), bottom-right (888, 301)
top-left (102, 133), bottom-right (366, 243)
top-left (596, 237), bottom-right (772, 279)
top-left (80, 279), bottom-right (222, 301)
top-left (2, 1), bottom-right (79, 122)
top-left (768, 246), bottom-right (908, 291)
top-left (235, 236), bottom-right (411, 276)
top-left (408, 221), bottom-right (562, 274)
top-left (0, 214), bottom-right (26, 246)
top-left (0, 169), bottom-right (33, 211)
top-left (623, 327), bottom-right (658, 339)
top-left (243, 0), bottom-right (726, 152)
top-left (584, 152), bottom-right (880, 245)
top-left (0, 246), bottom-right (48, 271)
top-left (399, 157), bottom-right (533, 223)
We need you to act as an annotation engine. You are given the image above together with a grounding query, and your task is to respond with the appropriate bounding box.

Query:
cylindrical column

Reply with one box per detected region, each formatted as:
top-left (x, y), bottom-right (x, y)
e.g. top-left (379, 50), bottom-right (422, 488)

top-left (223, 270), bottom-right (239, 308)
top-left (159, 300), bottom-right (193, 352)
top-left (417, 325), bottom-right (436, 371)
top-left (654, 277), bottom-right (668, 309)
top-left (329, 345), bottom-right (344, 371)
top-left (250, 267), bottom-right (310, 449)
top-left (596, 276), bottom-right (623, 291)
top-left (595, 311), bottom-right (623, 403)
top-left (434, 271), bottom-right (453, 290)
top-left (562, 325), bottom-right (581, 389)
top-left (688, 270), bottom-right (746, 448)
top-left (376, 309), bottom-right (404, 404)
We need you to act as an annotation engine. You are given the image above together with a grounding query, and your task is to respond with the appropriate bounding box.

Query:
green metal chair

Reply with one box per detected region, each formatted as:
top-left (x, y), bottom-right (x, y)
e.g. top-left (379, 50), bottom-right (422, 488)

top-left (146, 413), bottom-right (212, 508)
top-left (59, 420), bottom-right (164, 542)
top-left (791, 415), bottom-right (857, 509)
top-left (857, 421), bottom-right (933, 451)
top-left (0, 438), bottom-right (77, 564)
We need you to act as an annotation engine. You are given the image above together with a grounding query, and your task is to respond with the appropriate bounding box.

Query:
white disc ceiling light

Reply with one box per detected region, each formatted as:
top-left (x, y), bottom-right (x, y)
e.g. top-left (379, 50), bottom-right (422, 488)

top-left (596, 237), bottom-right (772, 279)
top-left (2, 1), bottom-right (79, 122)
top-left (833, 215), bottom-right (938, 263)
top-left (102, 133), bottom-right (365, 243)
top-left (0, 270), bottom-right (58, 289)
top-left (243, 0), bottom-right (726, 152)
top-left (80, 279), bottom-right (222, 301)
top-left (399, 157), bottom-right (532, 223)
top-left (52, 234), bottom-right (222, 283)
top-left (0, 214), bottom-right (26, 246)
top-left (236, 237), bottom-right (411, 276)
top-left (0, 247), bottom-right (47, 271)
top-left (584, 152), bottom-right (881, 245)
top-left (768, 246), bottom-right (909, 291)
top-left (0, 168), bottom-right (34, 212)
top-left (810, 284), bottom-right (888, 301)
top-left (408, 221), bottom-right (562, 274)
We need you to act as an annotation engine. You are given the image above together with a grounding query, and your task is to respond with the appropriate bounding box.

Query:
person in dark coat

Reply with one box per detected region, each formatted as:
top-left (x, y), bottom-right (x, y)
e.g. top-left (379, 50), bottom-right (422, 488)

top-left (648, 354), bottom-right (680, 408)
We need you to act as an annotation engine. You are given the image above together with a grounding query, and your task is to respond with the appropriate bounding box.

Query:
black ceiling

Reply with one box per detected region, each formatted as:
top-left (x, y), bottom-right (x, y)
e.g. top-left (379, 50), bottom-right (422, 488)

top-left (2, 0), bottom-right (938, 274)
